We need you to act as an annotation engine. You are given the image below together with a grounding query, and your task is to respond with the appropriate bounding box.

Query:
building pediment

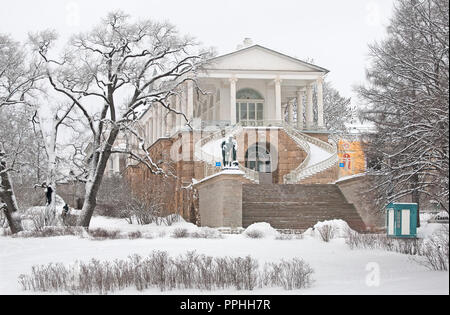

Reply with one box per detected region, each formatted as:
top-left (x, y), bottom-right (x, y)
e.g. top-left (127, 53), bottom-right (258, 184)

top-left (206, 45), bottom-right (329, 73)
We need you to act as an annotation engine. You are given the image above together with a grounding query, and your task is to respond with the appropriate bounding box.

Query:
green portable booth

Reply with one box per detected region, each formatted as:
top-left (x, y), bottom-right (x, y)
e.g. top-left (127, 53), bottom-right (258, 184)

top-left (386, 203), bottom-right (418, 238)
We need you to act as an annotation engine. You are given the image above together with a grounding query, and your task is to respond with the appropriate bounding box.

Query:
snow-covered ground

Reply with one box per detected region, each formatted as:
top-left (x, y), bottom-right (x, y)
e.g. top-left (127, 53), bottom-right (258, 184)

top-left (0, 216), bottom-right (448, 295)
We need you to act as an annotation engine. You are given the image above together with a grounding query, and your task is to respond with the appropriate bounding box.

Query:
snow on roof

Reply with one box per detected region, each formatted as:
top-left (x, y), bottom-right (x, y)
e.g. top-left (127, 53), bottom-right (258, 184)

top-left (208, 44), bottom-right (330, 73)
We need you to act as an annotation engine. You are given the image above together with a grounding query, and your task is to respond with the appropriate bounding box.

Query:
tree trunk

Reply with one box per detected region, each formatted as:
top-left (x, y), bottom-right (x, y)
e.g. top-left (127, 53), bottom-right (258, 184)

top-left (78, 129), bottom-right (120, 228)
top-left (0, 165), bottom-right (23, 234)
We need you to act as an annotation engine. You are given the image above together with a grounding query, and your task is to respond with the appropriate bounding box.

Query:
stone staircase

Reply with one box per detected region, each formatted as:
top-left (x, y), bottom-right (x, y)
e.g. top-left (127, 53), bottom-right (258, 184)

top-left (242, 184), bottom-right (366, 232)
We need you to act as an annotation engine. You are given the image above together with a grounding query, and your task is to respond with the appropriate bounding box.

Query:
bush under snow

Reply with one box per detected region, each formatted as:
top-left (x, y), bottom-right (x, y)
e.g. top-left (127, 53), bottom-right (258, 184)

top-left (244, 223), bottom-right (280, 239)
top-left (18, 251), bottom-right (314, 293)
top-left (303, 220), bottom-right (353, 242)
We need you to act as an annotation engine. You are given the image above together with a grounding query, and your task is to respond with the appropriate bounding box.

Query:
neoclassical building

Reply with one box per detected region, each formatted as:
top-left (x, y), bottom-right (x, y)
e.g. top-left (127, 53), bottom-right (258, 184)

top-left (119, 42), bottom-right (371, 232)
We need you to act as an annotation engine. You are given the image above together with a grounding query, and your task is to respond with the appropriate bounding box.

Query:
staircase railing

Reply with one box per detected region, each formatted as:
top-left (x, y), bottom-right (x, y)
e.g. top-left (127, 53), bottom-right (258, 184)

top-left (194, 121), bottom-right (338, 185)
top-left (281, 124), bottom-right (311, 174)
top-left (282, 122), bottom-right (338, 184)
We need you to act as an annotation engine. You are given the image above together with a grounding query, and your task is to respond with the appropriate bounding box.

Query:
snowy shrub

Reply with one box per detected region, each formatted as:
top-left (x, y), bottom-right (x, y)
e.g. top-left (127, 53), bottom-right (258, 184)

top-left (190, 227), bottom-right (223, 239)
top-left (172, 228), bottom-right (189, 238)
top-left (19, 251), bottom-right (314, 294)
top-left (162, 214), bottom-right (181, 226)
top-left (245, 229), bottom-right (264, 239)
top-left (244, 223), bottom-right (279, 239)
top-left (345, 228), bottom-right (379, 250)
top-left (276, 232), bottom-right (304, 240)
top-left (344, 228), bottom-right (423, 255)
top-left (417, 225), bottom-right (449, 271)
top-left (275, 234), bottom-right (294, 240)
top-left (127, 231), bottom-right (142, 240)
top-left (0, 228), bottom-right (12, 236)
top-left (30, 207), bottom-right (62, 232)
top-left (62, 214), bottom-right (78, 227)
top-left (316, 224), bottom-right (335, 242)
top-left (12, 226), bottom-right (84, 238)
top-left (88, 228), bottom-right (121, 240)
top-left (309, 220), bottom-right (353, 241)
top-left (262, 258), bottom-right (314, 290)
top-left (124, 197), bottom-right (162, 225)
top-left (18, 263), bottom-right (69, 292)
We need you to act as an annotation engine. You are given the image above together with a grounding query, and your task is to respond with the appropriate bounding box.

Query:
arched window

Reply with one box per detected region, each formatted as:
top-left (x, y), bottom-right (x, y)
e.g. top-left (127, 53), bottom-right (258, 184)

top-left (237, 88), bottom-right (264, 100)
top-left (236, 88), bottom-right (264, 126)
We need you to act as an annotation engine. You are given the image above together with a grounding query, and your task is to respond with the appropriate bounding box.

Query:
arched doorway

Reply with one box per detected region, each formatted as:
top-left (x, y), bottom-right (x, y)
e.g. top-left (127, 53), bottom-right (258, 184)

top-left (236, 88), bottom-right (264, 126)
top-left (245, 142), bottom-right (272, 173)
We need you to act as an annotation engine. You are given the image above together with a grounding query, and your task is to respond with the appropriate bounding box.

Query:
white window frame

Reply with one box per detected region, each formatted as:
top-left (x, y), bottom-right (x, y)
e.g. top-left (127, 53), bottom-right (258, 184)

top-left (236, 100), bottom-right (265, 126)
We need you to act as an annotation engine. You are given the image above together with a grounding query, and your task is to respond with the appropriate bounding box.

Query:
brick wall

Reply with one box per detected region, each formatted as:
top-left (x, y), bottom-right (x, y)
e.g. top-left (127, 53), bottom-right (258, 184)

top-left (124, 132), bottom-right (203, 222)
top-left (235, 128), bottom-right (307, 184)
top-left (299, 162), bottom-right (339, 185)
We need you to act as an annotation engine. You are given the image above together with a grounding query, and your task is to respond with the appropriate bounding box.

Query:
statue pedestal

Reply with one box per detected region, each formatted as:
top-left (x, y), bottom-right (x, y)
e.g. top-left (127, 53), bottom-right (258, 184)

top-left (194, 170), bottom-right (250, 228)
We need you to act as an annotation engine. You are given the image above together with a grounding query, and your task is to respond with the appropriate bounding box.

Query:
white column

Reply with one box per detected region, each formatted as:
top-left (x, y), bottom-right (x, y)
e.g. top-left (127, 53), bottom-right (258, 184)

top-left (198, 95), bottom-right (204, 121)
top-left (229, 77), bottom-right (238, 125)
top-left (288, 100), bottom-right (294, 125)
top-left (275, 78), bottom-right (282, 122)
top-left (213, 103), bottom-right (217, 122)
top-left (306, 84), bottom-right (314, 129)
top-left (187, 81), bottom-right (194, 123)
top-left (175, 94), bottom-right (181, 131)
top-left (163, 107), bottom-right (168, 137)
top-left (317, 78), bottom-right (324, 129)
top-left (167, 97), bottom-right (174, 136)
top-left (152, 107), bottom-right (157, 143)
top-left (157, 104), bottom-right (162, 139)
top-left (181, 89), bottom-right (187, 128)
top-left (147, 122), bottom-right (151, 143)
top-left (296, 90), bottom-right (304, 130)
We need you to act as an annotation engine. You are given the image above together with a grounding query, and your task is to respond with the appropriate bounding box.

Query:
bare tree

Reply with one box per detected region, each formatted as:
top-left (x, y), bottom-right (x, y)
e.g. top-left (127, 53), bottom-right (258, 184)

top-left (31, 12), bottom-right (211, 228)
top-left (358, 0), bottom-right (449, 219)
top-left (0, 34), bottom-right (42, 233)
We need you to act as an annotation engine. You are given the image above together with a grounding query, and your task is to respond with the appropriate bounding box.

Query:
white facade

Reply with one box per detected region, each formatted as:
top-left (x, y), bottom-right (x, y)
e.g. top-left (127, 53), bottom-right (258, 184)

top-left (123, 44), bottom-right (330, 167)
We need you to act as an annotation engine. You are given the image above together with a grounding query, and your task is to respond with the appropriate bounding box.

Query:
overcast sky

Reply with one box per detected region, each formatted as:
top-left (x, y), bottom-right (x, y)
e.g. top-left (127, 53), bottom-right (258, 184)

top-left (0, 0), bottom-right (395, 105)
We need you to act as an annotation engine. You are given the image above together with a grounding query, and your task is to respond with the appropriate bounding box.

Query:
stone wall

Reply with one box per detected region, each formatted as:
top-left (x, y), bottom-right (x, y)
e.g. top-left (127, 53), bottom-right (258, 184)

top-left (299, 162), bottom-right (339, 184)
top-left (196, 172), bottom-right (250, 228)
top-left (124, 131), bottom-right (206, 222)
top-left (336, 175), bottom-right (385, 230)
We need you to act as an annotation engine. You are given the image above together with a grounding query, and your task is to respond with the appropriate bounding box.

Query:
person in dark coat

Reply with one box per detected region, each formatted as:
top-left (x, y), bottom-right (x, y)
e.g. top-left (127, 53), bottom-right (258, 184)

top-left (41, 183), bottom-right (53, 206)
top-left (62, 204), bottom-right (69, 217)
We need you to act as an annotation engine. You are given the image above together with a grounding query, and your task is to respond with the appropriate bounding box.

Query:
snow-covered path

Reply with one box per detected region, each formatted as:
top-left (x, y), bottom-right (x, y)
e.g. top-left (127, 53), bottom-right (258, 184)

top-left (0, 223), bottom-right (447, 295)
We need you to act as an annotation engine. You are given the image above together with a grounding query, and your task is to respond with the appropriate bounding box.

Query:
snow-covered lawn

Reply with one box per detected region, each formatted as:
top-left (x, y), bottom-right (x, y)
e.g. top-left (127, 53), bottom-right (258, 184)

top-left (0, 216), bottom-right (448, 295)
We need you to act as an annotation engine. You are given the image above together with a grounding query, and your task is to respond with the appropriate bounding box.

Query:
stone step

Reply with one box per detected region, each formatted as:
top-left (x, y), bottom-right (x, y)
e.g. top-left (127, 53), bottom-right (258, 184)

top-left (241, 183), bottom-right (366, 232)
